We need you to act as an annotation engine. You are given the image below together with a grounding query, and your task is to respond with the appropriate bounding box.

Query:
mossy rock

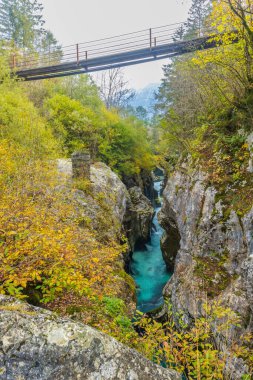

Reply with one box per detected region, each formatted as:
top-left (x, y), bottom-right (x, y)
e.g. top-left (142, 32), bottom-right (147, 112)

top-left (193, 252), bottom-right (232, 298)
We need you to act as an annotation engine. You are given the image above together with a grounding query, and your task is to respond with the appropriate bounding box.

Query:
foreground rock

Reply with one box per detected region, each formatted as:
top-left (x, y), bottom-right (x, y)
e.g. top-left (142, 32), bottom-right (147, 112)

top-left (0, 296), bottom-right (180, 380)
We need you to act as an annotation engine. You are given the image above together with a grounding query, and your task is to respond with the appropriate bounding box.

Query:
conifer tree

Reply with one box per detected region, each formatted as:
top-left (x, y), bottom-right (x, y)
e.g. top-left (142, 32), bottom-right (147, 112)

top-left (0, 0), bottom-right (45, 49)
top-left (185, 0), bottom-right (212, 37)
top-left (40, 30), bottom-right (62, 63)
top-left (173, 0), bottom-right (212, 41)
top-left (0, 0), bottom-right (18, 41)
top-left (172, 24), bottom-right (185, 42)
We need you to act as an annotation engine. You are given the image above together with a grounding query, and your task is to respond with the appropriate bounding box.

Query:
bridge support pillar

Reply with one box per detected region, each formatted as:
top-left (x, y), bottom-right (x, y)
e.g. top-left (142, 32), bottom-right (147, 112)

top-left (71, 151), bottom-right (91, 179)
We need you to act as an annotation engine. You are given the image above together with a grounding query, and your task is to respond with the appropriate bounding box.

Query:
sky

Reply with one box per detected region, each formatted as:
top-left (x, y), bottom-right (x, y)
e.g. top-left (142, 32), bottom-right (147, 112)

top-left (41, 0), bottom-right (191, 89)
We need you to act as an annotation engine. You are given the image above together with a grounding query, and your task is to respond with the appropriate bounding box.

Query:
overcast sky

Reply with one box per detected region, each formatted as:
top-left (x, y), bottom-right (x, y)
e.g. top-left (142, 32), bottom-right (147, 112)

top-left (41, 0), bottom-right (191, 89)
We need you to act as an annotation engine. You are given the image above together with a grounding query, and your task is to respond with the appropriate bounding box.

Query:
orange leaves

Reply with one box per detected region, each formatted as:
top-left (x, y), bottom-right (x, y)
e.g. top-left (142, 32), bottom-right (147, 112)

top-left (0, 141), bottom-right (122, 304)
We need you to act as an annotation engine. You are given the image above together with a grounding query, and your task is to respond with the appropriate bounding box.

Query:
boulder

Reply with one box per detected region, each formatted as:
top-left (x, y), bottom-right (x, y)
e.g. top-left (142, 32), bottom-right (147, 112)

top-left (0, 296), bottom-right (180, 380)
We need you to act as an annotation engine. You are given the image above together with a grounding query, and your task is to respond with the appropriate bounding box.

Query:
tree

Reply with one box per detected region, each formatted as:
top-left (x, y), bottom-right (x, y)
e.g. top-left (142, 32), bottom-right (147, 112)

top-left (56, 75), bottom-right (103, 111)
top-left (173, 24), bottom-right (185, 41)
top-left (0, 0), bottom-right (45, 49)
top-left (185, 0), bottom-right (212, 37)
top-left (45, 92), bottom-right (154, 175)
top-left (225, 0), bottom-right (253, 45)
top-left (191, 0), bottom-right (253, 96)
top-left (98, 68), bottom-right (135, 110)
top-left (0, 0), bottom-right (18, 41)
top-left (98, 114), bottom-right (154, 175)
top-left (154, 0), bottom-right (253, 177)
top-left (45, 93), bottom-right (102, 156)
top-left (40, 30), bottom-right (61, 56)
top-left (173, 0), bottom-right (212, 41)
top-left (155, 63), bottom-right (174, 117)
top-left (221, 0), bottom-right (253, 85)
top-left (134, 106), bottom-right (148, 121)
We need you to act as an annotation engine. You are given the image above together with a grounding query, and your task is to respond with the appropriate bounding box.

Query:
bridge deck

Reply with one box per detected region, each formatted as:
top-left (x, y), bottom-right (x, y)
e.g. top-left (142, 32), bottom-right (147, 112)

top-left (12, 24), bottom-right (220, 81)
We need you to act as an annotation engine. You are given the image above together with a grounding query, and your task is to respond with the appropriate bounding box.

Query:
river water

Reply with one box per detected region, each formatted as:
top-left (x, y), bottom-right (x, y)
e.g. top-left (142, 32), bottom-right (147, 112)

top-left (130, 178), bottom-right (171, 313)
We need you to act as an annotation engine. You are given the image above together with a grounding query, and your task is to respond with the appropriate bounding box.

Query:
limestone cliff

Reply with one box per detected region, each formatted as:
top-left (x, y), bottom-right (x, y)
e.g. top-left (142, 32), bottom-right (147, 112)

top-left (122, 169), bottom-right (157, 205)
top-left (126, 186), bottom-right (154, 251)
top-left (159, 162), bottom-right (253, 378)
top-left (56, 159), bottom-right (154, 309)
top-left (57, 159), bottom-right (154, 251)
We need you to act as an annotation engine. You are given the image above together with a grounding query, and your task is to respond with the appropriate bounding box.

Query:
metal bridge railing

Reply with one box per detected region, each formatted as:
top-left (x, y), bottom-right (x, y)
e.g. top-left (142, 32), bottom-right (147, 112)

top-left (11, 22), bottom-right (217, 72)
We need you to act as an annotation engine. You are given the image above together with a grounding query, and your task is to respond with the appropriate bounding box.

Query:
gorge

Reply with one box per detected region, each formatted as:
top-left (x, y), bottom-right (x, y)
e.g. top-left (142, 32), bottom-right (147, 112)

top-left (1, 0), bottom-right (253, 377)
top-left (130, 174), bottom-right (171, 313)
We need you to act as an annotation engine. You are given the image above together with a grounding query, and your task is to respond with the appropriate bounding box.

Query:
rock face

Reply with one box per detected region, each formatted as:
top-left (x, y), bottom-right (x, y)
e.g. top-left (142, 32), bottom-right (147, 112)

top-left (158, 206), bottom-right (180, 272)
top-left (159, 166), bottom-right (253, 378)
top-left (57, 160), bottom-right (130, 239)
top-left (90, 162), bottom-right (130, 232)
top-left (56, 159), bottom-right (155, 299)
top-left (57, 160), bottom-right (154, 251)
top-left (56, 160), bottom-right (136, 308)
top-left (122, 170), bottom-right (157, 205)
top-left (126, 186), bottom-right (154, 250)
top-left (91, 166), bottom-right (155, 250)
top-left (159, 232), bottom-right (180, 272)
top-left (0, 296), bottom-right (180, 380)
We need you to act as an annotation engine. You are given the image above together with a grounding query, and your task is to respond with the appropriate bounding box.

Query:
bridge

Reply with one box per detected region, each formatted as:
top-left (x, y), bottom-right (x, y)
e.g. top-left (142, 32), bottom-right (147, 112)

top-left (13, 23), bottom-right (221, 81)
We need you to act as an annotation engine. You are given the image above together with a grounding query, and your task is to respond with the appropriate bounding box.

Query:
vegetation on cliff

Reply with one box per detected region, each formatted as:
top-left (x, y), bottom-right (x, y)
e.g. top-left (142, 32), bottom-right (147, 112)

top-left (156, 0), bottom-right (253, 215)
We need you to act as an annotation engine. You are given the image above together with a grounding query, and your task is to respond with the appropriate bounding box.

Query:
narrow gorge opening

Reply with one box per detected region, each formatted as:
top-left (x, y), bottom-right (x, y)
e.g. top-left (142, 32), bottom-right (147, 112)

top-left (129, 171), bottom-right (172, 313)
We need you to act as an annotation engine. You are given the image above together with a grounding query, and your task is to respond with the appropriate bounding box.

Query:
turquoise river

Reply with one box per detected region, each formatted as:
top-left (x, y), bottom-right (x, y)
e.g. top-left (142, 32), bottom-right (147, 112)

top-left (130, 178), bottom-right (171, 313)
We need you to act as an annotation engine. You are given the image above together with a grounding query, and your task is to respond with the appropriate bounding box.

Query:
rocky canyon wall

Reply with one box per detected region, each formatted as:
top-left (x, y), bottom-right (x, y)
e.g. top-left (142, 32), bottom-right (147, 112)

top-left (159, 162), bottom-right (253, 378)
